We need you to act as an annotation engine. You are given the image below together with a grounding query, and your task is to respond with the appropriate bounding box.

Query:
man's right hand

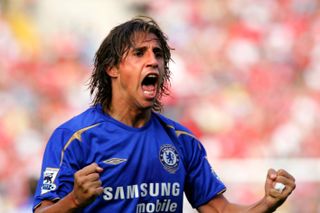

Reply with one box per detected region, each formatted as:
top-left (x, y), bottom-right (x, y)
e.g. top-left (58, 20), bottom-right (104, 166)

top-left (35, 163), bottom-right (104, 213)
top-left (71, 162), bottom-right (104, 208)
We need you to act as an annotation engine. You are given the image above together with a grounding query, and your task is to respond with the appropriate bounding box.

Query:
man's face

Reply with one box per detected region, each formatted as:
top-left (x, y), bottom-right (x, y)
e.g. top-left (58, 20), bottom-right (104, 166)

top-left (108, 32), bottom-right (165, 110)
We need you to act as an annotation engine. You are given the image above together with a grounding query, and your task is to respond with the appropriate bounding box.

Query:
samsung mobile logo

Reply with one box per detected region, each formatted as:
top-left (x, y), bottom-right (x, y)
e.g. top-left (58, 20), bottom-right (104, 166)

top-left (103, 182), bottom-right (180, 201)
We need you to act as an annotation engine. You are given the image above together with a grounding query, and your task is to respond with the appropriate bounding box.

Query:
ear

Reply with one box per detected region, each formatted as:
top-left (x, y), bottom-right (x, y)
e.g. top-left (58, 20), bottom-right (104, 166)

top-left (106, 66), bottom-right (119, 78)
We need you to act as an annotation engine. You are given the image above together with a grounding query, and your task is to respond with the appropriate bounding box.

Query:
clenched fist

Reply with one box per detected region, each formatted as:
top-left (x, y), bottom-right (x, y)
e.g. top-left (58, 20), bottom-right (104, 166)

top-left (263, 168), bottom-right (296, 212)
top-left (71, 163), bottom-right (104, 208)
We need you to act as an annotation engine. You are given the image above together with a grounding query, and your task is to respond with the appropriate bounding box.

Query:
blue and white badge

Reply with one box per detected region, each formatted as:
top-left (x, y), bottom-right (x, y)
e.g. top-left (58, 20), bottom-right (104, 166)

top-left (159, 144), bottom-right (180, 173)
top-left (41, 167), bottom-right (59, 194)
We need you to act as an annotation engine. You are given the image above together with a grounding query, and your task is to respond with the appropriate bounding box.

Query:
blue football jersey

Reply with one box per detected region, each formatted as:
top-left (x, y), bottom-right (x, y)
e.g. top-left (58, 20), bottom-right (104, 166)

top-left (33, 105), bottom-right (226, 212)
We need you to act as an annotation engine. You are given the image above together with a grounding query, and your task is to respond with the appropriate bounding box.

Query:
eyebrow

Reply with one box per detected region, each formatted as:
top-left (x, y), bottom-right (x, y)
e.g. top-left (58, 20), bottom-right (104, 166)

top-left (132, 46), bottom-right (147, 51)
top-left (131, 46), bottom-right (163, 53)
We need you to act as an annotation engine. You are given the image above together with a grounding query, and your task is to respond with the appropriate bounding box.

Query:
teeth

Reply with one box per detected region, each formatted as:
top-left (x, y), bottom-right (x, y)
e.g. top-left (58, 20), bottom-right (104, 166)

top-left (148, 74), bottom-right (157, 78)
top-left (143, 91), bottom-right (153, 95)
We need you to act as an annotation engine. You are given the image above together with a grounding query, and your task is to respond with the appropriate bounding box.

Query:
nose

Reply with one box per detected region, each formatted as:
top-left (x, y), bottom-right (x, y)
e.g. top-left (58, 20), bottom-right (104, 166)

top-left (146, 51), bottom-right (158, 69)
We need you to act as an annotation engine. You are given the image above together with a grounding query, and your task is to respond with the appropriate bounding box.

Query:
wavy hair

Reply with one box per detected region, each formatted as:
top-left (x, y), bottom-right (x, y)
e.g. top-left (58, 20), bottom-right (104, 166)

top-left (88, 16), bottom-right (172, 112)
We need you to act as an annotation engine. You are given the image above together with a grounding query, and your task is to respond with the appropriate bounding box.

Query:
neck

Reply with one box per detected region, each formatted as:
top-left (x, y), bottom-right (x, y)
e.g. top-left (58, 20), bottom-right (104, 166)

top-left (104, 106), bottom-right (152, 128)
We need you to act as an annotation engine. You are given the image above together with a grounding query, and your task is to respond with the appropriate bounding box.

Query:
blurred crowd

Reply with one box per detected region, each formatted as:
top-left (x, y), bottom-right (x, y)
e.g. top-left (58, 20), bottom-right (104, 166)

top-left (151, 0), bottom-right (320, 159)
top-left (0, 0), bottom-right (319, 212)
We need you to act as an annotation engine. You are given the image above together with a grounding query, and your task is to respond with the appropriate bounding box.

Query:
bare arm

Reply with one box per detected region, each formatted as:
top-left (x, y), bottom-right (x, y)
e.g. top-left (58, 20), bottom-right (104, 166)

top-left (35, 163), bottom-right (104, 213)
top-left (198, 168), bottom-right (296, 213)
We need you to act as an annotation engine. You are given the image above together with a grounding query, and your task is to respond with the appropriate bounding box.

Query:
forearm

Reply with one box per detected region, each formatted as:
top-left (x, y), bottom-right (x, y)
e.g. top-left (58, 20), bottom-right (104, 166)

top-left (35, 192), bottom-right (79, 213)
top-left (244, 198), bottom-right (278, 213)
top-left (198, 195), bottom-right (275, 213)
top-left (223, 199), bottom-right (274, 213)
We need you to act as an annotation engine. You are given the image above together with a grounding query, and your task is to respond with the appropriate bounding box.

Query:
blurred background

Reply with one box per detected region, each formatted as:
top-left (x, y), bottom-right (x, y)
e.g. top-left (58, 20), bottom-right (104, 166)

top-left (0, 0), bottom-right (320, 212)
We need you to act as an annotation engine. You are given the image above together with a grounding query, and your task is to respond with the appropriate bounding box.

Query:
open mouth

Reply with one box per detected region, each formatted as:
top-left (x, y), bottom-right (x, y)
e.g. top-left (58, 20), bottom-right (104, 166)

top-left (141, 73), bottom-right (159, 97)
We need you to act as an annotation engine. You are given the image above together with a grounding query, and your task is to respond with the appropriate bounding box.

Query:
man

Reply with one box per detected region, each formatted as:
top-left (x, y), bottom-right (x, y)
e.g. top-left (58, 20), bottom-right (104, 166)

top-left (33, 17), bottom-right (295, 212)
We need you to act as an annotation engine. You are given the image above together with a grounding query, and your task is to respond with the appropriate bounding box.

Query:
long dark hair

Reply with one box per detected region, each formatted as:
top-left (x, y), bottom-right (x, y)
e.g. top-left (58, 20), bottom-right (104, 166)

top-left (88, 16), bottom-right (172, 112)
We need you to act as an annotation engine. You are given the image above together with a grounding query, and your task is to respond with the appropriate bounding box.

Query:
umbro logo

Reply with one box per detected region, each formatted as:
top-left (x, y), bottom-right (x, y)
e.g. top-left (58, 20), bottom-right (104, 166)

top-left (103, 158), bottom-right (127, 165)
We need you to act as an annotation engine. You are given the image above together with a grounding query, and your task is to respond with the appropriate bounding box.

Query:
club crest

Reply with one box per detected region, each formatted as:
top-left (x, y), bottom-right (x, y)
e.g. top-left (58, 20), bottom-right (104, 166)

top-left (41, 167), bottom-right (59, 194)
top-left (159, 144), bottom-right (180, 173)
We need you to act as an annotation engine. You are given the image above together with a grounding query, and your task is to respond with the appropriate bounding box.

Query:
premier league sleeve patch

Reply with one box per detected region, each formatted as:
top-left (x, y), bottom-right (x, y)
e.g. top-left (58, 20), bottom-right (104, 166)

top-left (41, 167), bottom-right (59, 194)
top-left (159, 144), bottom-right (180, 173)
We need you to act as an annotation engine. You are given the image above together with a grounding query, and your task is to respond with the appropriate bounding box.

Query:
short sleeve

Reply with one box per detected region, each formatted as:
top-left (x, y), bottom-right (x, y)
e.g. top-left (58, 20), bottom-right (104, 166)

top-left (33, 128), bottom-right (81, 211)
top-left (183, 136), bottom-right (226, 208)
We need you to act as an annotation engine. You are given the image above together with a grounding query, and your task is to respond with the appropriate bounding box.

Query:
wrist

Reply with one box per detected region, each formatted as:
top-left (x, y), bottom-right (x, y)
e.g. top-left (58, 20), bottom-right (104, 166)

top-left (247, 197), bottom-right (273, 213)
top-left (68, 191), bottom-right (81, 209)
